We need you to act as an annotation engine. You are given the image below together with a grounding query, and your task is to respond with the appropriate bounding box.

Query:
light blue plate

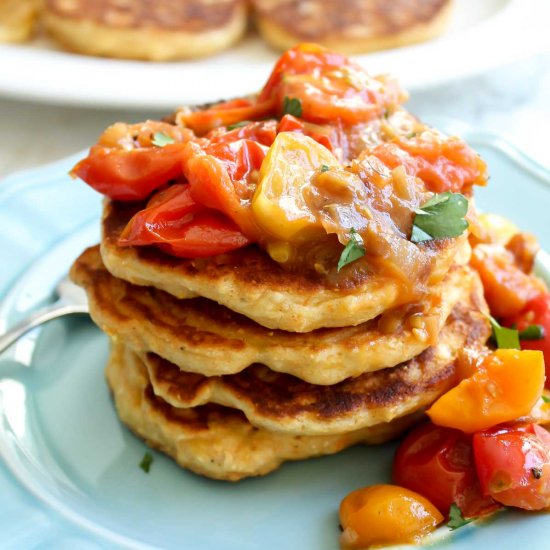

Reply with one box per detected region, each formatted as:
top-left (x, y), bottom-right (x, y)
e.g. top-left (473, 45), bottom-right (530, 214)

top-left (1, 123), bottom-right (550, 550)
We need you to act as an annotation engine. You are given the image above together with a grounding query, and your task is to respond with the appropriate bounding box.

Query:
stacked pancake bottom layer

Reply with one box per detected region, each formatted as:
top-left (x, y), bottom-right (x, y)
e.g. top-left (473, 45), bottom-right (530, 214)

top-left (72, 240), bottom-right (491, 480)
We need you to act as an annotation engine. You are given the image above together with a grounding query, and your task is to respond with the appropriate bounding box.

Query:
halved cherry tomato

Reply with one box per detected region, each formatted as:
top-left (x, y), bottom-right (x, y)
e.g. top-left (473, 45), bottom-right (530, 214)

top-left (182, 139), bottom-right (267, 240)
top-left (72, 143), bottom-right (187, 201)
top-left (207, 119), bottom-right (278, 147)
top-left (505, 294), bottom-right (550, 386)
top-left (470, 244), bottom-right (545, 318)
top-left (180, 97), bottom-right (277, 135)
top-left (393, 422), bottom-right (500, 519)
top-left (259, 43), bottom-right (401, 125)
top-left (473, 423), bottom-right (550, 510)
top-left (339, 484), bottom-right (443, 548)
top-left (118, 184), bottom-right (250, 257)
top-left (368, 137), bottom-right (488, 194)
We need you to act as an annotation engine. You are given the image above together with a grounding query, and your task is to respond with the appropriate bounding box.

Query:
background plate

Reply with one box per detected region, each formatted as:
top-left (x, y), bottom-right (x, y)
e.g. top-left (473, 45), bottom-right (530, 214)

top-left (0, 0), bottom-right (548, 109)
top-left (0, 125), bottom-right (550, 549)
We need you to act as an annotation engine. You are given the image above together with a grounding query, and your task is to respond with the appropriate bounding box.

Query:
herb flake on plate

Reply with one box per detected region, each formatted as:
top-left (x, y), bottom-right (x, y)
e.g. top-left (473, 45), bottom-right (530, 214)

top-left (447, 503), bottom-right (474, 531)
top-left (140, 452), bottom-right (154, 473)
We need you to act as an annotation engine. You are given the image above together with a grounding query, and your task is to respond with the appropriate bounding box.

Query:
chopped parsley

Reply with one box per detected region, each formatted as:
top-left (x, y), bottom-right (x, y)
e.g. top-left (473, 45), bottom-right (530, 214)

top-left (542, 394), bottom-right (550, 404)
top-left (411, 192), bottom-right (469, 243)
top-left (152, 132), bottom-right (175, 147)
top-left (320, 164), bottom-right (330, 173)
top-left (227, 120), bottom-right (251, 131)
top-left (282, 96), bottom-right (303, 118)
top-left (489, 315), bottom-right (520, 350)
top-left (447, 503), bottom-right (474, 531)
top-left (139, 452), bottom-right (153, 473)
top-left (337, 229), bottom-right (366, 272)
top-left (518, 324), bottom-right (545, 340)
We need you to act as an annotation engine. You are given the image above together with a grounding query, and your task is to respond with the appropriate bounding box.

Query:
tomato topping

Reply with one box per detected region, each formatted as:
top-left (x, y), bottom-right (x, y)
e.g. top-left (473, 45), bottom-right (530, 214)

top-left (369, 136), bottom-right (488, 194)
top-left (471, 244), bottom-right (545, 318)
top-left (339, 484), bottom-right (443, 548)
top-left (118, 184), bottom-right (251, 257)
top-left (427, 349), bottom-right (545, 434)
top-left (182, 140), bottom-right (266, 240)
top-left (505, 294), bottom-right (550, 385)
top-left (473, 423), bottom-right (550, 510)
top-left (259, 43), bottom-right (401, 125)
top-left (72, 143), bottom-right (187, 201)
top-left (180, 97), bottom-right (277, 135)
top-left (393, 422), bottom-right (500, 519)
top-left (207, 119), bottom-right (278, 147)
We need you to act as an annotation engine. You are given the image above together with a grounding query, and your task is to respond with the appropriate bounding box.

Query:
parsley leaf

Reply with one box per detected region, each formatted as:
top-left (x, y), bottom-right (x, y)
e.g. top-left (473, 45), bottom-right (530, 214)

top-left (411, 192), bottom-right (469, 243)
top-left (337, 229), bottom-right (366, 272)
top-left (320, 164), bottom-right (330, 173)
top-left (447, 503), bottom-right (474, 531)
top-left (152, 132), bottom-right (175, 147)
top-left (489, 315), bottom-right (520, 350)
top-left (227, 120), bottom-right (250, 131)
top-left (139, 452), bottom-right (153, 473)
top-left (518, 324), bottom-right (545, 340)
top-left (542, 394), bottom-right (550, 404)
top-left (283, 96), bottom-right (303, 117)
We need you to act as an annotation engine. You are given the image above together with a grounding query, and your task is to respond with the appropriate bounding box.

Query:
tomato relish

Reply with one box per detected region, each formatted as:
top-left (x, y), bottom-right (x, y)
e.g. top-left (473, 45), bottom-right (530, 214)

top-left (72, 43), bottom-right (487, 285)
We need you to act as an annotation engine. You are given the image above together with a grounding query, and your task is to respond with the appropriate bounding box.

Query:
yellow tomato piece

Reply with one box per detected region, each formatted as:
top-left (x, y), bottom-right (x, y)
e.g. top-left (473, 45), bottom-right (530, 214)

top-left (339, 484), bottom-right (443, 549)
top-left (251, 132), bottom-right (338, 242)
top-left (427, 349), bottom-right (545, 433)
top-left (477, 213), bottom-right (519, 244)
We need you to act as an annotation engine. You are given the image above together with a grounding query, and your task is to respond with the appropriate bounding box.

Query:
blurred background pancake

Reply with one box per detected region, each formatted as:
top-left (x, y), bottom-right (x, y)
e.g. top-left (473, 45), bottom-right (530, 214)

top-left (42, 0), bottom-right (247, 60)
top-left (106, 343), bottom-right (422, 481)
top-left (253, 0), bottom-right (454, 54)
top-left (0, 0), bottom-right (39, 42)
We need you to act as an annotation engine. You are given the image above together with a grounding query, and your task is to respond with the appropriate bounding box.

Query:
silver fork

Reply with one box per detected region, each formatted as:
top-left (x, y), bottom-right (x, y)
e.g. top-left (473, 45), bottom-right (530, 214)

top-left (0, 276), bottom-right (89, 354)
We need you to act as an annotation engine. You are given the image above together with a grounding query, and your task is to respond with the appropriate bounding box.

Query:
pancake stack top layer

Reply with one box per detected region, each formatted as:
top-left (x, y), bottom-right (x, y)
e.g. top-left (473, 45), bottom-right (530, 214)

top-left (70, 44), bottom-right (494, 480)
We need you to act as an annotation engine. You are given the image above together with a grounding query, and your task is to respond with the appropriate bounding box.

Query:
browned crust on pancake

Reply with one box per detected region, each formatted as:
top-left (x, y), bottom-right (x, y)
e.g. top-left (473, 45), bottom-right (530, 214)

top-left (71, 245), bottom-right (479, 384)
top-left (100, 199), bottom-right (467, 332)
top-left (140, 297), bottom-right (490, 434)
top-left (106, 343), bottom-right (422, 480)
top-left (44, 0), bottom-right (242, 31)
top-left (254, 0), bottom-right (453, 54)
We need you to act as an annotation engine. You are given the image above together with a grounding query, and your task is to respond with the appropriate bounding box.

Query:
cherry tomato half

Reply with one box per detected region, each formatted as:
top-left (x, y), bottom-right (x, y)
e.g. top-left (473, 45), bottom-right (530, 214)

top-left (393, 422), bottom-right (500, 519)
top-left (473, 423), bottom-right (550, 510)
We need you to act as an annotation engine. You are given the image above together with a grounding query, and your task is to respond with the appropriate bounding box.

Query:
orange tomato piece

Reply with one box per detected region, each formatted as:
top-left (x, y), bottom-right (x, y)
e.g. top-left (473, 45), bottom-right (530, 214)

top-left (339, 484), bottom-right (443, 548)
top-left (471, 244), bottom-right (545, 318)
top-left (427, 349), bottom-right (546, 433)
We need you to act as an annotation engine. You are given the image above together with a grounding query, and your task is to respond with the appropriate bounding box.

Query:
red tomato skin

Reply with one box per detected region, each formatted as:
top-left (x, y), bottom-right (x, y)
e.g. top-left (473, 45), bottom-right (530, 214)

top-left (118, 184), bottom-right (251, 257)
top-left (505, 294), bottom-right (550, 385)
top-left (72, 144), bottom-right (186, 201)
top-left (393, 422), bottom-right (500, 519)
top-left (473, 423), bottom-right (550, 510)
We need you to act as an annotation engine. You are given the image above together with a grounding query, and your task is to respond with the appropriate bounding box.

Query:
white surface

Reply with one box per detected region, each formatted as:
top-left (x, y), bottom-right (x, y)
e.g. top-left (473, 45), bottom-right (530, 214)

top-left (0, 0), bottom-right (548, 109)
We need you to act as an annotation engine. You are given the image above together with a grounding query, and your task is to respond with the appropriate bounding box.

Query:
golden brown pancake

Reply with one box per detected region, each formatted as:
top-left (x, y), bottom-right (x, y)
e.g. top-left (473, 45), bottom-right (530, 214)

top-left (0, 0), bottom-right (39, 42)
top-left (138, 295), bottom-right (490, 435)
top-left (42, 0), bottom-right (247, 60)
top-left (106, 342), bottom-right (422, 481)
top-left (72, 245), bottom-right (483, 385)
top-left (253, 0), bottom-right (454, 54)
top-left (101, 199), bottom-right (470, 332)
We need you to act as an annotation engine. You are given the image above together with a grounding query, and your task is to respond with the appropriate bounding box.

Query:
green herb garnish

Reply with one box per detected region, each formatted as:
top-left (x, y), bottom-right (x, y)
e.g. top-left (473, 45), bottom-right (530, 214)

top-left (447, 503), bottom-right (474, 531)
top-left (283, 96), bottom-right (303, 117)
top-left (139, 452), bottom-right (153, 473)
top-left (542, 394), bottom-right (550, 404)
top-left (518, 324), bottom-right (545, 340)
top-left (152, 132), bottom-right (175, 147)
top-left (337, 229), bottom-right (366, 272)
top-left (320, 164), bottom-right (330, 173)
top-left (411, 192), bottom-right (469, 243)
top-left (227, 120), bottom-right (251, 131)
top-left (489, 315), bottom-right (520, 350)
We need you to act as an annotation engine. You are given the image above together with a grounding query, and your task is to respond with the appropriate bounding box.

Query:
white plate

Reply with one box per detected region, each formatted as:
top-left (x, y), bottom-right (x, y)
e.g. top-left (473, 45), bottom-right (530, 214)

top-left (0, 0), bottom-right (547, 110)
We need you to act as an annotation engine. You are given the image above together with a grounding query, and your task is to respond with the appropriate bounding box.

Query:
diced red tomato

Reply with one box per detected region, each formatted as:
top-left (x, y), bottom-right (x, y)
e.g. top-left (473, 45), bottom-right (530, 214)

top-left (72, 143), bottom-right (187, 201)
top-left (393, 422), bottom-right (500, 519)
top-left (207, 119), bottom-right (278, 147)
top-left (505, 294), bottom-right (550, 385)
top-left (118, 184), bottom-right (251, 257)
top-left (473, 423), bottom-right (550, 510)
top-left (368, 137), bottom-right (488, 194)
top-left (259, 43), bottom-right (401, 125)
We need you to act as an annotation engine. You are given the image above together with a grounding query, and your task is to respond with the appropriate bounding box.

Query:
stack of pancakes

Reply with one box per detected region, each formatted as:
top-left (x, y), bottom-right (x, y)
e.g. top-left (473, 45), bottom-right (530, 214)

top-left (70, 198), bottom-right (491, 481)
